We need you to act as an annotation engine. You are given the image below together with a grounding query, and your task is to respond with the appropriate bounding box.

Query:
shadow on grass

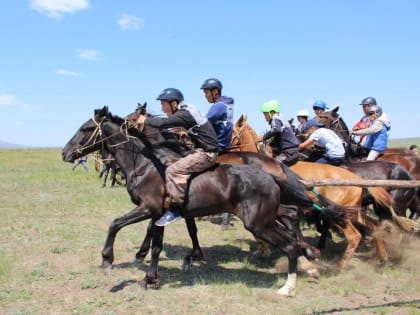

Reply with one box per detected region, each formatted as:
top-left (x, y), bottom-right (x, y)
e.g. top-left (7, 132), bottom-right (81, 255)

top-left (108, 236), bottom-right (353, 293)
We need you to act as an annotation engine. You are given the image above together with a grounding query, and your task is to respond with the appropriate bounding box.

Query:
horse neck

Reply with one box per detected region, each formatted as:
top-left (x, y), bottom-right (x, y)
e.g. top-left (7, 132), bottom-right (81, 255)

top-left (101, 121), bottom-right (164, 182)
top-left (237, 124), bottom-right (259, 153)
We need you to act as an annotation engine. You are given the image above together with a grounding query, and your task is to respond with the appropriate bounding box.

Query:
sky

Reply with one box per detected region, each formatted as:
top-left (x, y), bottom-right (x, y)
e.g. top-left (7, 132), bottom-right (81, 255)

top-left (1, 0), bottom-right (420, 147)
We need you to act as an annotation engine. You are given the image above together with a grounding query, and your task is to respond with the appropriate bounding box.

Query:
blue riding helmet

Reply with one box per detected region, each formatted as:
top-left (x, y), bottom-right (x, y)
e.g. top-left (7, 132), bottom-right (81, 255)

top-left (200, 78), bottom-right (223, 91)
top-left (156, 88), bottom-right (184, 102)
top-left (313, 100), bottom-right (328, 110)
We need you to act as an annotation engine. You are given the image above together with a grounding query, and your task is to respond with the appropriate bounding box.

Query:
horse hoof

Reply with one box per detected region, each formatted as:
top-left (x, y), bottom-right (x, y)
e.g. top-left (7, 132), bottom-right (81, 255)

top-left (276, 285), bottom-right (296, 297)
top-left (182, 261), bottom-right (192, 271)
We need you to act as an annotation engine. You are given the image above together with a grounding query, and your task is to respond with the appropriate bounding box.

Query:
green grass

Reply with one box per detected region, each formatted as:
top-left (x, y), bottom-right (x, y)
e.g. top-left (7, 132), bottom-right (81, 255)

top-left (0, 148), bottom-right (419, 314)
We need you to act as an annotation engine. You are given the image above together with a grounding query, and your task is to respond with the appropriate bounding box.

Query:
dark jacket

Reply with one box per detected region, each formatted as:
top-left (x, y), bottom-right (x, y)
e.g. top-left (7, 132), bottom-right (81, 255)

top-left (263, 113), bottom-right (299, 153)
top-left (145, 103), bottom-right (219, 153)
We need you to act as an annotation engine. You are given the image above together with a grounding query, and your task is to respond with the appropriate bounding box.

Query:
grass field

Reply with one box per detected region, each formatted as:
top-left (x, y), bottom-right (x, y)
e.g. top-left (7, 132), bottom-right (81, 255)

top-left (0, 148), bottom-right (419, 315)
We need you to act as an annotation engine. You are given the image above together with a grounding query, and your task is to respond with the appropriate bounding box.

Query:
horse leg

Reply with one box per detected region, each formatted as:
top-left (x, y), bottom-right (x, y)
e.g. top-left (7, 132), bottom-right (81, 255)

top-left (139, 224), bottom-right (164, 290)
top-left (182, 218), bottom-right (204, 271)
top-left (102, 168), bottom-right (109, 187)
top-left (336, 221), bottom-right (362, 271)
top-left (135, 220), bottom-right (153, 262)
top-left (102, 205), bottom-right (152, 272)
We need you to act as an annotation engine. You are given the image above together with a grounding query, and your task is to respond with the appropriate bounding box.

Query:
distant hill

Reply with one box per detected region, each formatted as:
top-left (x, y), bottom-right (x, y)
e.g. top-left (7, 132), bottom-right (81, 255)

top-left (0, 139), bottom-right (31, 149)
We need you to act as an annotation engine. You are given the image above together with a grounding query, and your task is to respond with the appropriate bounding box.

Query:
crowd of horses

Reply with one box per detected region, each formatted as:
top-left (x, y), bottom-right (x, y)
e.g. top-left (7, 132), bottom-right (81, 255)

top-left (62, 104), bottom-right (420, 297)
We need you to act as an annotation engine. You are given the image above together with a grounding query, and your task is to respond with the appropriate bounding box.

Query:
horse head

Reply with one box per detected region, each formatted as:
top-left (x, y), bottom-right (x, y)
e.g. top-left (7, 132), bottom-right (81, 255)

top-left (317, 106), bottom-right (350, 140)
top-left (62, 106), bottom-right (129, 163)
top-left (231, 115), bottom-right (259, 152)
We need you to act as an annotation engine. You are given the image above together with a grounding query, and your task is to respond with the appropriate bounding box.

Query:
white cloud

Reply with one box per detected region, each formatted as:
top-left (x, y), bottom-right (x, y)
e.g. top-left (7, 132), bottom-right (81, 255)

top-left (54, 68), bottom-right (81, 77)
top-left (117, 14), bottom-right (144, 31)
top-left (0, 94), bottom-right (19, 106)
top-left (30, 0), bottom-right (89, 19)
top-left (78, 49), bottom-right (101, 61)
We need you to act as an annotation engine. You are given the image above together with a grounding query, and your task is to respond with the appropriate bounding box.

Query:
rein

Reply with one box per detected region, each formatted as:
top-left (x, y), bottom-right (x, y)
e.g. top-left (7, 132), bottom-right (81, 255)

top-left (75, 117), bottom-right (136, 156)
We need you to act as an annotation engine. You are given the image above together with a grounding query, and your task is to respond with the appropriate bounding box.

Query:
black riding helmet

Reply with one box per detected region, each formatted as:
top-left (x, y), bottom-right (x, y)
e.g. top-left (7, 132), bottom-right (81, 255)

top-left (156, 88), bottom-right (184, 103)
top-left (360, 97), bottom-right (377, 106)
top-left (200, 78), bottom-right (223, 91)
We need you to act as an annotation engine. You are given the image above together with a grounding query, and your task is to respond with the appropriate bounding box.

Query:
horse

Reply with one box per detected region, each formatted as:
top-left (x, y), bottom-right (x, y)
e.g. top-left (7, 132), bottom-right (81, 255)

top-left (62, 106), bottom-right (343, 296)
top-left (317, 106), bottom-right (420, 179)
top-left (317, 107), bottom-right (420, 216)
top-left (133, 111), bottom-right (412, 269)
top-left (230, 114), bottom-right (415, 259)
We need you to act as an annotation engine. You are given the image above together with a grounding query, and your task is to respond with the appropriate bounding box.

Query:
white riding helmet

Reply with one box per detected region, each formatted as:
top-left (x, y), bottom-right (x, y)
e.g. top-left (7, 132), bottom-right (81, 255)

top-left (297, 110), bottom-right (310, 117)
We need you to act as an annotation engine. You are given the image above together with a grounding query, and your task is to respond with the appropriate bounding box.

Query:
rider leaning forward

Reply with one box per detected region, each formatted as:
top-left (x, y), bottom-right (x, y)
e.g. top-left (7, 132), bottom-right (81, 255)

top-left (136, 88), bottom-right (219, 226)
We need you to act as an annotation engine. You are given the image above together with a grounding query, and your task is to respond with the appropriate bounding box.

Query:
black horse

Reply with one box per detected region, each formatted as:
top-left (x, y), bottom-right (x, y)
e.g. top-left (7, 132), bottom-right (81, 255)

top-left (62, 106), bottom-right (345, 296)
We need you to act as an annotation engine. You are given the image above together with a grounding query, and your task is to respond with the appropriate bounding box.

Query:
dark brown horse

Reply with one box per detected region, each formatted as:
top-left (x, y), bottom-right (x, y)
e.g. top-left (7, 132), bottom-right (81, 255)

top-left (62, 106), bottom-right (343, 296)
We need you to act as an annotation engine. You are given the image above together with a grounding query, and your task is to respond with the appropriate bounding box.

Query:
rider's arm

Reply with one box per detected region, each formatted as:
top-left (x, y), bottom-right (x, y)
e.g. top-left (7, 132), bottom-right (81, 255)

top-left (352, 120), bottom-right (383, 135)
top-left (299, 137), bottom-right (314, 150)
top-left (262, 119), bottom-right (283, 140)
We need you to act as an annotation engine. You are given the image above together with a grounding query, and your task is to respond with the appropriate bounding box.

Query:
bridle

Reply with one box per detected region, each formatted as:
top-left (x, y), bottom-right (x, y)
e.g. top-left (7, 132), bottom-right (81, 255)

top-left (75, 117), bottom-right (135, 157)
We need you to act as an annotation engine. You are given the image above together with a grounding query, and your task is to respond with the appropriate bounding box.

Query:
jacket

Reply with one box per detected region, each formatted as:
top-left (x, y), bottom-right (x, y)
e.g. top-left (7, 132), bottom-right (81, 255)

top-left (263, 114), bottom-right (299, 152)
top-left (144, 103), bottom-right (219, 152)
top-left (353, 113), bottom-right (391, 152)
top-left (206, 96), bottom-right (234, 150)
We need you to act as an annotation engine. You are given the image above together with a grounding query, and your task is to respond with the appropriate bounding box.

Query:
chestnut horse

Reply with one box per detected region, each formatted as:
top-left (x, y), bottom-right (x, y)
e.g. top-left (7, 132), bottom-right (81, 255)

top-left (63, 106), bottom-right (347, 296)
top-left (230, 115), bottom-right (414, 262)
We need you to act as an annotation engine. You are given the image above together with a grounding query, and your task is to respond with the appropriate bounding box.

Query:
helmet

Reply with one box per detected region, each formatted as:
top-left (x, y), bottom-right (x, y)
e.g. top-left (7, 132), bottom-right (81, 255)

top-left (200, 78), bottom-right (223, 91)
top-left (313, 100), bottom-right (327, 110)
top-left (156, 88), bottom-right (184, 102)
top-left (260, 100), bottom-right (281, 113)
top-left (297, 109), bottom-right (310, 117)
top-left (360, 97), bottom-right (377, 106)
top-left (367, 105), bottom-right (382, 116)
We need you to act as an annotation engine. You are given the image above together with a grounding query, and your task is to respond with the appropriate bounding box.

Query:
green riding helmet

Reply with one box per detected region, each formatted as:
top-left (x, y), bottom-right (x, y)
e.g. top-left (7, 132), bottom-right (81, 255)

top-left (260, 100), bottom-right (281, 113)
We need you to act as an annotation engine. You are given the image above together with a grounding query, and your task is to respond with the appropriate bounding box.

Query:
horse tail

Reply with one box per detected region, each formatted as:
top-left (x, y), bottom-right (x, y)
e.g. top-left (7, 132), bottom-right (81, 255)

top-left (367, 186), bottom-right (393, 208)
top-left (272, 165), bottom-right (314, 208)
top-left (367, 186), bottom-right (416, 232)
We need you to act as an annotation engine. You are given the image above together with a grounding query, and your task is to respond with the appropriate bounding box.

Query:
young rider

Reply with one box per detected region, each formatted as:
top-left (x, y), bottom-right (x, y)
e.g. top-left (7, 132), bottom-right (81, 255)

top-left (136, 88), bottom-right (219, 226)
top-left (299, 119), bottom-right (345, 166)
top-left (351, 104), bottom-right (391, 161)
top-left (201, 78), bottom-right (234, 229)
top-left (201, 78), bottom-right (234, 153)
top-left (312, 100), bottom-right (328, 118)
top-left (258, 100), bottom-right (300, 166)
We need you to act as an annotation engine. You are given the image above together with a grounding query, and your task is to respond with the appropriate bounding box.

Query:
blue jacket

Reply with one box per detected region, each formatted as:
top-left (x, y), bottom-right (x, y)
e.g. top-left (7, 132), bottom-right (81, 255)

top-left (206, 96), bottom-right (234, 150)
top-left (364, 125), bottom-right (389, 152)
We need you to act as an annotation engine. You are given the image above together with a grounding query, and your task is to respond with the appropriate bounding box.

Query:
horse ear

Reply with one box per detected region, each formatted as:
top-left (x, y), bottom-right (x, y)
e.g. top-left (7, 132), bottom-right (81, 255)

top-left (332, 106), bottom-right (339, 113)
top-left (95, 106), bottom-right (109, 117)
top-left (238, 114), bottom-right (245, 125)
top-left (136, 102), bottom-right (147, 115)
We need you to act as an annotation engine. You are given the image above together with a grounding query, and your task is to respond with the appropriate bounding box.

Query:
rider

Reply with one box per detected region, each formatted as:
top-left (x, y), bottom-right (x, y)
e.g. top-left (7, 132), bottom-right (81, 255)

top-left (201, 78), bottom-right (234, 153)
top-left (299, 119), bottom-right (345, 166)
top-left (258, 100), bottom-right (300, 166)
top-left (312, 100), bottom-right (328, 118)
top-left (351, 104), bottom-right (391, 161)
top-left (201, 78), bottom-right (234, 229)
top-left (136, 88), bottom-right (219, 226)
top-left (296, 109), bottom-right (310, 134)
